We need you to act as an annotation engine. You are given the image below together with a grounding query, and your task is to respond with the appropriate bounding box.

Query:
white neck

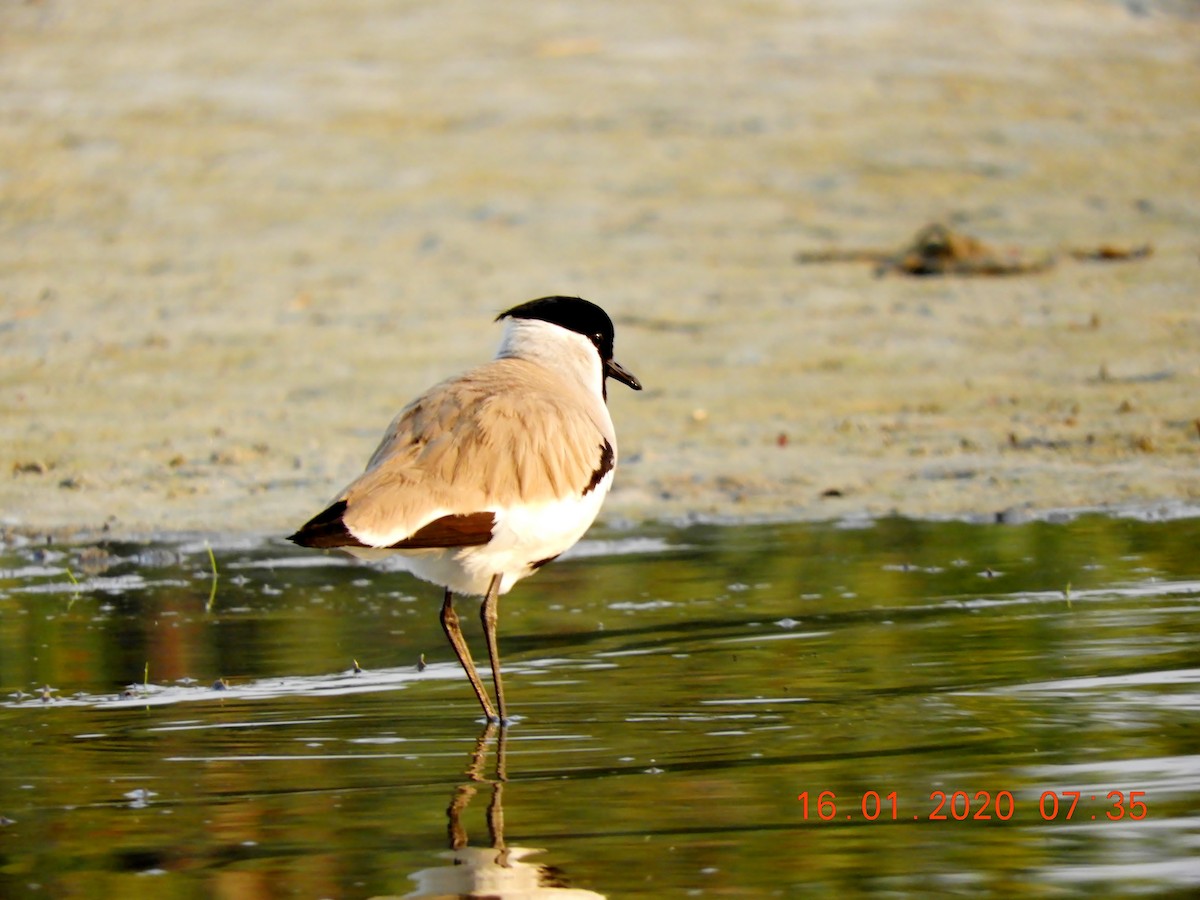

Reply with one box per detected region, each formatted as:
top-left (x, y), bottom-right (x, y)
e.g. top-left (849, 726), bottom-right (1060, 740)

top-left (495, 318), bottom-right (606, 399)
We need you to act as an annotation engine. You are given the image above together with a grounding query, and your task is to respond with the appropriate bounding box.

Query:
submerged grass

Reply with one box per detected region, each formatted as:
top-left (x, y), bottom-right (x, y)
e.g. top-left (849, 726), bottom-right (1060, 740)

top-left (205, 542), bottom-right (218, 613)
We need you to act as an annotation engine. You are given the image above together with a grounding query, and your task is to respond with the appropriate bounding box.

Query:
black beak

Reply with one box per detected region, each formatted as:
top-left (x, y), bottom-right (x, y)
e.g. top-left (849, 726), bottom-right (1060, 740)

top-left (604, 358), bottom-right (642, 391)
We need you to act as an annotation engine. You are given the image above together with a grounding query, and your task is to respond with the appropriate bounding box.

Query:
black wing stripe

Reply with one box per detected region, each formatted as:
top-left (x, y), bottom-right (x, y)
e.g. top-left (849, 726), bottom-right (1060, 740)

top-left (289, 504), bottom-right (495, 550)
top-left (583, 439), bottom-right (614, 496)
top-left (288, 500), bottom-right (368, 549)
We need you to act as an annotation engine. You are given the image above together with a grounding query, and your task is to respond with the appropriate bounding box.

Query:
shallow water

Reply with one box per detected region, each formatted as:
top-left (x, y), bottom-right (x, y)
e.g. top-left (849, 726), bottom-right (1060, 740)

top-left (1, 514), bottom-right (1198, 897)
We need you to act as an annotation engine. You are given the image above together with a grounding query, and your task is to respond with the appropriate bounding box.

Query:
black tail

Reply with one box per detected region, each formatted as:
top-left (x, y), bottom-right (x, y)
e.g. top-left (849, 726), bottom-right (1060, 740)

top-left (288, 500), bottom-right (368, 549)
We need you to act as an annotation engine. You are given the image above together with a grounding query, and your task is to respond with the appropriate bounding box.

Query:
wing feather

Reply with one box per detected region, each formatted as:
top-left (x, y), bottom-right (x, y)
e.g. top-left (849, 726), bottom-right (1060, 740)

top-left (328, 358), bottom-right (614, 547)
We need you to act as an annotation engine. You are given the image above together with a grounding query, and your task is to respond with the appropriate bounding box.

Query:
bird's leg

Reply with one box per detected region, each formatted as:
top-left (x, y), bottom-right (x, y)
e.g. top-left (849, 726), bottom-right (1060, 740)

top-left (480, 573), bottom-right (507, 724)
top-left (440, 589), bottom-right (498, 721)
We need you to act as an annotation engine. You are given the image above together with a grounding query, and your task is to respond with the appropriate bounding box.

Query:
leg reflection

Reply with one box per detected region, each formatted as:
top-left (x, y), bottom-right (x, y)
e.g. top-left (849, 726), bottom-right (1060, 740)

top-left (399, 724), bottom-right (605, 899)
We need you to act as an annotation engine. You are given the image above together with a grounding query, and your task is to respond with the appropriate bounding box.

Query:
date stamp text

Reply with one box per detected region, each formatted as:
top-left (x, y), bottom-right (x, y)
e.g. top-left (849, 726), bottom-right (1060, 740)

top-left (796, 790), bottom-right (1149, 822)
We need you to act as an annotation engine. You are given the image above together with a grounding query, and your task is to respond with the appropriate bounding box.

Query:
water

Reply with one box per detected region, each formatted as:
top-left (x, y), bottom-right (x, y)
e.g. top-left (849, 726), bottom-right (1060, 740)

top-left (1, 514), bottom-right (1198, 897)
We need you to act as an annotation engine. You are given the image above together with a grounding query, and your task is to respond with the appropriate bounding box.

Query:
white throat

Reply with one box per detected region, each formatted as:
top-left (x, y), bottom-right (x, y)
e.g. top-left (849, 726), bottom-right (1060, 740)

top-left (495, 318), bottom-right (606, 400)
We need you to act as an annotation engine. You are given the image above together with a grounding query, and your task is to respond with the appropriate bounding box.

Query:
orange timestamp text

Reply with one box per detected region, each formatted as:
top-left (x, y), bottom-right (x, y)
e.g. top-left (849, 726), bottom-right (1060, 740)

top-left (796, 790), bottom-right (1149, 822)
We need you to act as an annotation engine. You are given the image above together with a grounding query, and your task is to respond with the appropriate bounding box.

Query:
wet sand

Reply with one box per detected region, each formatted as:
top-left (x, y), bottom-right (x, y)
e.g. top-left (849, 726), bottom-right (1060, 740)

top-left (2, 0), bottom-right (1198, 538)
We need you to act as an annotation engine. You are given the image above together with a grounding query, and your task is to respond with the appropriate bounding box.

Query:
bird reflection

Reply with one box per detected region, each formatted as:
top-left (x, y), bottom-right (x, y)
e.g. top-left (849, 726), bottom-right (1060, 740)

top-left (395, 725), bottom-right (605, 900)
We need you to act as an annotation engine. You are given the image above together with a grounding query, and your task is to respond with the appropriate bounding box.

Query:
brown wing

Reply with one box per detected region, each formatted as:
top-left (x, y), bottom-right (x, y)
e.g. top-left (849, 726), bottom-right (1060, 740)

top-left (300, 358), bottom-right (613, 549)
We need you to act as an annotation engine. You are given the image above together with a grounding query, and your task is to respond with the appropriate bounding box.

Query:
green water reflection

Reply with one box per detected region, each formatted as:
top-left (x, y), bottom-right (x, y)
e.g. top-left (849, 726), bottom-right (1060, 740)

top-left (1, 514), bottom-right (1198, 897)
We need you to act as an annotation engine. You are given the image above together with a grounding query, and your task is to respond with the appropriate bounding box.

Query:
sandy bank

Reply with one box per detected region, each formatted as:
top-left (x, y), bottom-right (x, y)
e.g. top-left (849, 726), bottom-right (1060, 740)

top-left (2, 0), bottom-right (1198, 538)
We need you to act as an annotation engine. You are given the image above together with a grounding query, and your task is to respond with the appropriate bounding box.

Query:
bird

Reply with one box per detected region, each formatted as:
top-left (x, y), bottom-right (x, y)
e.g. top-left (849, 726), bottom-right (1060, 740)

top-left (288, 296), bottom-right (642, 723)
